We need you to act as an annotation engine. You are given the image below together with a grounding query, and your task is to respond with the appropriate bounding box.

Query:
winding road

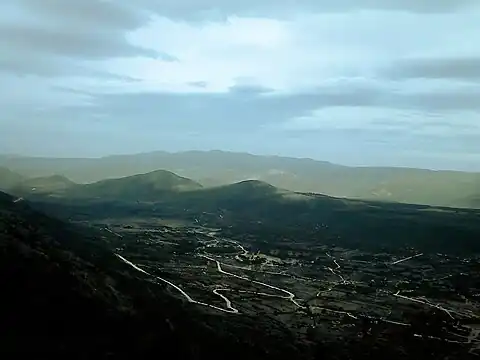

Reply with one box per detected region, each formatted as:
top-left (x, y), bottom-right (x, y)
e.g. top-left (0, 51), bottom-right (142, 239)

top-left (200, 254), bottom-right (305, 309)
top-left (115, 254), bottom-right (239, 314)
top-left (212, 288), bottom-right (239, 313)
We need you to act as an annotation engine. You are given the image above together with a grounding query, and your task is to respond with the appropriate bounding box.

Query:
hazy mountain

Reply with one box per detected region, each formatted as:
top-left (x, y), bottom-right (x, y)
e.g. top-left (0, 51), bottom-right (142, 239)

top-left (10, 174), bottom-right (76, 195)
top-left (28, 172), bottom-right (480, 255)
top-left (0, 166), bottom-right (24, 190)
top-left (64, 169), bottom-right (203, 201)
top-left (196, 179), bottom-right (284, 199)
top-left (1, 151), bottom-right (479, 208)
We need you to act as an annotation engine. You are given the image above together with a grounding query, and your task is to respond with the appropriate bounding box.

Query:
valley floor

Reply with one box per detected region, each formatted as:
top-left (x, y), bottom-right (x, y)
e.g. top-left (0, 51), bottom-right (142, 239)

top-left (90, 217), bottom-right (480, 358)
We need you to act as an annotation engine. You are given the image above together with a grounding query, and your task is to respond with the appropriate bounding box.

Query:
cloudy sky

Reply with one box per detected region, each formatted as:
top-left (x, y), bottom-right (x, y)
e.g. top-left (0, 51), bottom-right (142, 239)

top-left (1, 0), bottom-right (479, 170)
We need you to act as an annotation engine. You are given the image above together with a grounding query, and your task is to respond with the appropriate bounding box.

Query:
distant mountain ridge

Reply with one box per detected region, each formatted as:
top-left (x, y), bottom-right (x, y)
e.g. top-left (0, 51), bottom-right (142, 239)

top-left (0, 150), bottom-right (478, 208)
top-left (21, 172), bottom-right (480, 255)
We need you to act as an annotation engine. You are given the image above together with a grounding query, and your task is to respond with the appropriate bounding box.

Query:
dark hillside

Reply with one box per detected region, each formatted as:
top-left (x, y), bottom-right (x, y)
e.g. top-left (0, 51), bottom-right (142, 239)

top-left (0, 192), bottom-right (308, 359)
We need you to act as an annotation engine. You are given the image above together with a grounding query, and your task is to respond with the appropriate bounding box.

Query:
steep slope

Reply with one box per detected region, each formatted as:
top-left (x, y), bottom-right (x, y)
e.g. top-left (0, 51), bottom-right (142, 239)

top-left (0, 192), bottom-right (128, 355)
top-left (0, 166), bottom-right (24, 190)
top-left (65, 169), bottom-right (203, 201)
top-left (1, 151), bottom-right (478, 208)
top-left (0, 193), bottom-right (309, 358)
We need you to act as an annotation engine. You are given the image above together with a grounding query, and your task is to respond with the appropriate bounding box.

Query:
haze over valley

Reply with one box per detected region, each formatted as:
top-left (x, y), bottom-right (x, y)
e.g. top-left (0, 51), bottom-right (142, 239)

top-left (1, 150), bottom-right (479, 209)
top-left (1, 0), bottom-right (480, 358)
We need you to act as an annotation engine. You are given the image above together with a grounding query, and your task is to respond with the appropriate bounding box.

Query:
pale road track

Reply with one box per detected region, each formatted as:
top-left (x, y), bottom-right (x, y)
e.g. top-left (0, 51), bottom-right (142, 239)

top-left (212, 288), bottom-right (239, 313)
top-left (104, 227), bottom-right (124, 238)
top-left (333, 259), bottom-right (340, 270)
top-left (113, 229), bottom-right (303, 313)
top-left (113, 229), bottom-right (479, 343)
top-left (115, 231), bottom-right (360, 317)
top-left (391, 253), bottom-right (423, 265)
top-left (393, 290), bottom-right (456, 319)
top-left (200, 254), bottom-right (305, 309)
top-left (327, 267), bottom-right (347, 285)
top-left (115, 254), bottom-right (239, 314)
top-left (310, 306), bottom-right (358, 320)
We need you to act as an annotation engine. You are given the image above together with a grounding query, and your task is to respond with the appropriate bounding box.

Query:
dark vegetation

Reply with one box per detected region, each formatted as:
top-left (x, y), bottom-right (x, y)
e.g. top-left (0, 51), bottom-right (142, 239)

top-left (1, 168), bottom-right (479, 358)
top-left (63, 169), bottom-right (202, 201)
top-left (27, 173), bottom-right (480, 255)
top-left (0, 192), bottom-right (308, 359)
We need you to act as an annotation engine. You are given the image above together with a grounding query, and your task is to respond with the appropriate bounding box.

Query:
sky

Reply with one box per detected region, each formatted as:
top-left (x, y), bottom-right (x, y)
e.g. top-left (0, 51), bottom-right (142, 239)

top-left (1, 0), bottom-right (479, 171)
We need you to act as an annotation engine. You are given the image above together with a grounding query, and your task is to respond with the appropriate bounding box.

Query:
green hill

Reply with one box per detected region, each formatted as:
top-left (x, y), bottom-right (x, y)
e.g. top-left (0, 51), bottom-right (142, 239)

top-left (11, 174), bottom-right (76, 195)
top-left (65, 169), bottom-right (203, 201)
top-left (29, 172), bottom-right (480, 255)
top-left (198, 179), bottom-right (282, 198)
top-left (173, 185), bottom-right (480, 254)
top-left (0, 166), bottom-right (24, 190)
top-left (1, 151), bottom-right (478, 208)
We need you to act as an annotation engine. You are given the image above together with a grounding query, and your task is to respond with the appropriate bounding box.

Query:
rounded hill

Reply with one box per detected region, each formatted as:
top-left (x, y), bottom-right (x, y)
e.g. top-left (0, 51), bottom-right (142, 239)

top-left (66, 169), bottom-right (203, 201)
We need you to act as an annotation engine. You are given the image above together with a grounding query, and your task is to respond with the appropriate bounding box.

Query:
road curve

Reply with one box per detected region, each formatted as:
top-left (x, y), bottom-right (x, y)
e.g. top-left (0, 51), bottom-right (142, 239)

top-left (212, 288), bottom-right (239, 313)
top-left (200, 254), bottom-right (305, 308)
top-left (115, 254), bottom-right (239, 314)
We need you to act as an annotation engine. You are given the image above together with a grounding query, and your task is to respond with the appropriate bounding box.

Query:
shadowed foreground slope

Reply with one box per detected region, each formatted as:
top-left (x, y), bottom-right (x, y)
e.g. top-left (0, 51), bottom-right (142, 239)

top-left (0, 192), bottom-right (308, 359)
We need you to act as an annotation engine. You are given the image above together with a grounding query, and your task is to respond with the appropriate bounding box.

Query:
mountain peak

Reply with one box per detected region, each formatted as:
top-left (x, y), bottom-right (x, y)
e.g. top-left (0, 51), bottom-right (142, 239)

top-left (66, 169), bottom-right (203, 201)
top-left (235, 179), bottom-right (277, 190)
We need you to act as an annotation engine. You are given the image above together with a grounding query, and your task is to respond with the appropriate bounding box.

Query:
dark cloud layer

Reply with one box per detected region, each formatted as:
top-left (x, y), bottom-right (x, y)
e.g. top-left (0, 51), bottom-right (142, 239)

top-left (0, 24), bottom-right (157, 59)
top-left (384, 57), bottom-right (480, 81)
top-left (42, 83), bottom-right (480, 135)
top-left (0, 0), bottom-right (168, 78)
top-left (127, 0), bottom-right (478, 20)
top-left (0, 52), bottom-right (139, 80)
top-left (1, 0), bottom-right (479, 169)
top-left (14, 0), bottom-right (147, 30)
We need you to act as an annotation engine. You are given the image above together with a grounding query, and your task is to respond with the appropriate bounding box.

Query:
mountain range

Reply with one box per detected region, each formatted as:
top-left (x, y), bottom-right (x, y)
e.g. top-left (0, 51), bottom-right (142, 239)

top-left (2, 165), bottom-right (480, 357)
top-left (10, 169), bottom-right (479, 255)
top-left (1, 151), bottom-right (478, 208)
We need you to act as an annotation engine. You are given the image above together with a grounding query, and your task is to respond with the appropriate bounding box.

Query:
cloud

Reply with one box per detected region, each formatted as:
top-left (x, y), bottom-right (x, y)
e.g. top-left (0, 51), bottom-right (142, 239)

top-left (279, 106), bottom-right (480, 136)
top-left (0, 24), bottom-right (157, 59)
top-left (1, 0), bottom-right (480, 170)
top-left (95, 9), bottom-right (480, 96)
top-left (13, 0), bottom-right (146, 30)
top-left (384, 57), bottom-right (480, 81)
top-left (0, 0), bottom-right (167, 80)
top-left (0, 0), bottom-right (155, 58)
top-left (126, 0), bottom-right (479, 20)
